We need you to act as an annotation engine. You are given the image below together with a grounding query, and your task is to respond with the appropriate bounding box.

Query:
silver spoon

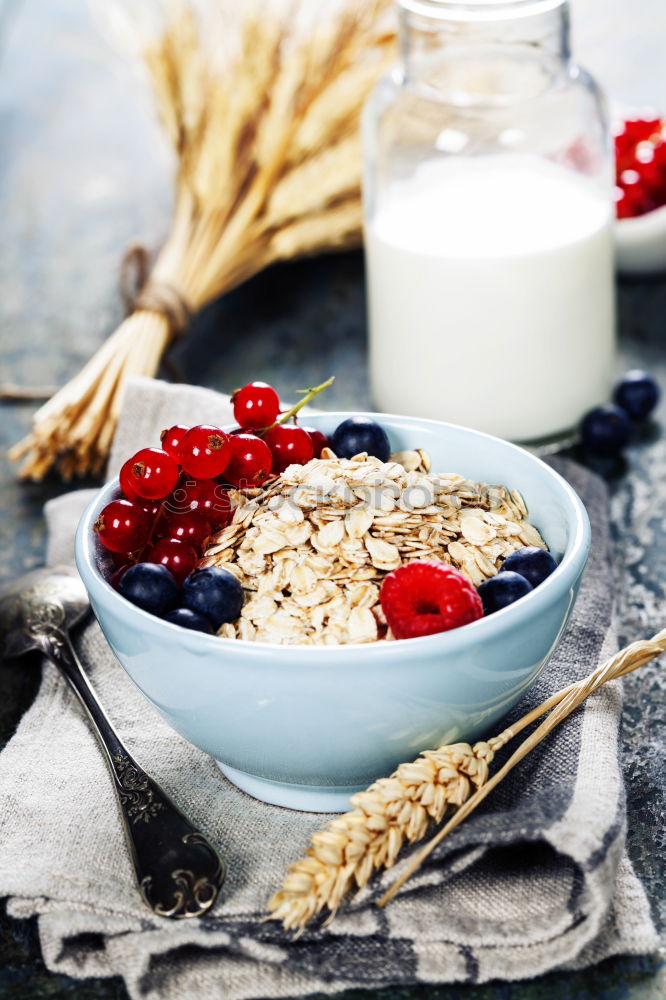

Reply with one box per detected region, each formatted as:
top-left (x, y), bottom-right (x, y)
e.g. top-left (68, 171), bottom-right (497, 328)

top-left (0, 565), bottom-right (225, 918)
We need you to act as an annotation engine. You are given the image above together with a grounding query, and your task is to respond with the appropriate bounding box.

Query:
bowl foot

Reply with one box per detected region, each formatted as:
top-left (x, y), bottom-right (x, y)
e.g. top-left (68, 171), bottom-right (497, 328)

top-left (216, 761), bottom-right (364, 812)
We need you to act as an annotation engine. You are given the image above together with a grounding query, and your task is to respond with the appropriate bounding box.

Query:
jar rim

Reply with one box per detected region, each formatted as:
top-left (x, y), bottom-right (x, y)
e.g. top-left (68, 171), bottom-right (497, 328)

top-left (396, 0), bottom-right (566, 22)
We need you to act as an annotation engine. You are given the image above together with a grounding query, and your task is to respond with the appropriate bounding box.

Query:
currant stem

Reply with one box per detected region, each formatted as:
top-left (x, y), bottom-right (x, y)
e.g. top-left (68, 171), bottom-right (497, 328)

top-left (130, 500), bottom-right (167, 564)
top-left (268, 376), bottom-right (335, 431)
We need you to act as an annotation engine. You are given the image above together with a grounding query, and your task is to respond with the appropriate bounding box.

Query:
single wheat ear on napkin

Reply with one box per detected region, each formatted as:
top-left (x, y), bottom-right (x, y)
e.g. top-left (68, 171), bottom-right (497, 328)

top-left (267, 629), bottom-right (666, 931)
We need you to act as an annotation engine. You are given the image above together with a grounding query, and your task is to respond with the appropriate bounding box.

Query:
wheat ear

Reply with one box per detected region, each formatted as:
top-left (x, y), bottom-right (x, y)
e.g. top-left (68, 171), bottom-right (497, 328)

top-left (267, 629), bottom-right (666, 930)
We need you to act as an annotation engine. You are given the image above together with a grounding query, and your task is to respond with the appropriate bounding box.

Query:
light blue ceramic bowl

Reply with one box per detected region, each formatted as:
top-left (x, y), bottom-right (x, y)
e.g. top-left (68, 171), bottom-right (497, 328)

top-left (75, 412), bottom-right (590, 812)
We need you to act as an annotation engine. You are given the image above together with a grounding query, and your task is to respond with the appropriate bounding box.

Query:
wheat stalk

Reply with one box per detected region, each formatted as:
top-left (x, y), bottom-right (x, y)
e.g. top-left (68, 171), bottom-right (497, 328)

top-left (9, 0), bottom-right (395, 480)
top-left (267, 628), bottom-right (666, 931)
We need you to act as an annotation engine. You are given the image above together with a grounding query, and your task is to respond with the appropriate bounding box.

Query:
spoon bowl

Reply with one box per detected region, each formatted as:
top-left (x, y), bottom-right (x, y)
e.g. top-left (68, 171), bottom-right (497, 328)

top-left (0, 566), bottom-right (88, 660)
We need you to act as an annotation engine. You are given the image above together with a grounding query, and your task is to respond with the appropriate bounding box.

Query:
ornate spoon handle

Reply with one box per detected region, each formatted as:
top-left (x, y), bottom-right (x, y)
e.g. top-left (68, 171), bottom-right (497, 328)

top-left (38, 626), bottom-right (225, 918)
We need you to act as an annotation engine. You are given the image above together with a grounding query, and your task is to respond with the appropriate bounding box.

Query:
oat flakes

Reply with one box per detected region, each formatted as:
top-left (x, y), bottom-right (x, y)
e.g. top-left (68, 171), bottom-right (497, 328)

top-left (199, 450), bottom-right (547, 646)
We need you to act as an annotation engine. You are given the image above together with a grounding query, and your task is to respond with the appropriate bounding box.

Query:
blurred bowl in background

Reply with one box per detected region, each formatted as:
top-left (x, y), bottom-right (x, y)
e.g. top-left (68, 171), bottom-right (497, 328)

top-left (615, 203), bottom-right (666, 274)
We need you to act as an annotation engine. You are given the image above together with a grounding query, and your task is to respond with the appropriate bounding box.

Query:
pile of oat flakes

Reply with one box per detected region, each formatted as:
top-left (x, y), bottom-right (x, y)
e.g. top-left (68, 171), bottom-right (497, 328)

top-left (199, 448), bottom-right (546, 645)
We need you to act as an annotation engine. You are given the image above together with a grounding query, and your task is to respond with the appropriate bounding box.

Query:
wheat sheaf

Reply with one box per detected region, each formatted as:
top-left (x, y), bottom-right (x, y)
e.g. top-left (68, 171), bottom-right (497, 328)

top-left (10, 0), bottom-right (395, 479)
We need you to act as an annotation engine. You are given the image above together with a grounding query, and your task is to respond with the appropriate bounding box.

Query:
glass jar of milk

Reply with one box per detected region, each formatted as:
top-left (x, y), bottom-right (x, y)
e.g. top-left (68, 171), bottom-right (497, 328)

top-left (363, 0), bottom-right (615, 445)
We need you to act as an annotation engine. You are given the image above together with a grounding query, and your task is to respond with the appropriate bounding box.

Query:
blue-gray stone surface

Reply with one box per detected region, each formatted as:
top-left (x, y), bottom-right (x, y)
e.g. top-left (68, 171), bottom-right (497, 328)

top-left (0, 0), bottom-right (664, 997)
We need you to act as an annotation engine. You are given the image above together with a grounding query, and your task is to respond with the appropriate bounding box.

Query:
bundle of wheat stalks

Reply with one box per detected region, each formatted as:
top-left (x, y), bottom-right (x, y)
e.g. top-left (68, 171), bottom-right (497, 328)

top-left (268, 628), bottom-right (666, 930)
top-left (10, 0), bottom-right (394, 479)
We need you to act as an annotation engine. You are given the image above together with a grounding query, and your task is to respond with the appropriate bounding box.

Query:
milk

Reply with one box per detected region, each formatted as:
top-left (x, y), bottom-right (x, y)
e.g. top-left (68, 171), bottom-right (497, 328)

top-left (365, 155), bottom-right (615, 442)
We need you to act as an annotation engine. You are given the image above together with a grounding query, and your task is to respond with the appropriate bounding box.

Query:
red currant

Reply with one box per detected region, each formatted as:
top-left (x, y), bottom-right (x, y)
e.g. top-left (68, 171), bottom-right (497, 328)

top-left (613, 122), bottom-right (633, 167)
top-left (122, 447), bottom-right (180, 501)
top-left (232, 381), bottom-right (281, 429)
top-left (160, 424), bottom-right (189, 462)
top-left (632, 142), bottom-right (662, 198)
top-left (143, 538), bottom-right (198, 586)
top-left (158, 511), bottom-right (212, 551)
top-left (94, 499), bottom-right (152, 554)
top-left (614, 186), bottom-right (633, 219)
top-left (109, 548), bottom-right (133, 568)
top-left (223, 433), bottom-right (273, 488)
top-left (110, 563), bottom-right (132, 590)
top-left (119, 459), bottom-right (141, 500)
top-left (619, 168), bottom-right (650, 216)
top-left (652, 138), bottom-right (666, 176)
top-left (300, 426), bottom-right (329, 459)
top-left (140, 500), bottom-right (163, 520)
top-left (179, 425), bottom-right (231, 478)
top-left (166, 479), bottom-right (232, 529)
top-left (624, 112), bottom-right (662, 146)
top-left (263, 424), bottom-right (314, 474)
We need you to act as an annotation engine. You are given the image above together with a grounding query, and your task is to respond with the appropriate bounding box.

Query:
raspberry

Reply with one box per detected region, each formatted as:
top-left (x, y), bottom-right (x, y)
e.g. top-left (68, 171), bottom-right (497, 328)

top-left (380, 561), bottom-right (483, 639)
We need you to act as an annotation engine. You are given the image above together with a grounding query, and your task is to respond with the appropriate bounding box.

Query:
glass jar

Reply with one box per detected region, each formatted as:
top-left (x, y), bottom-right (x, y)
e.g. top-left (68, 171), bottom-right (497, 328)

top-left (363, 0), bottom-right (615, 445)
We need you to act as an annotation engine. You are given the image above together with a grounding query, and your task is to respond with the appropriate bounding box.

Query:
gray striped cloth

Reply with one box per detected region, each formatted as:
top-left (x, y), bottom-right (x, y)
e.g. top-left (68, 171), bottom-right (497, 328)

top-left (0, 377), bottom-right (657, 999)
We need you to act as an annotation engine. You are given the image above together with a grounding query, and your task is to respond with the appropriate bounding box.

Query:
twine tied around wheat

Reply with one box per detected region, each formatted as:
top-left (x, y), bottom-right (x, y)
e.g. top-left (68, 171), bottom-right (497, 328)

top-left (267, 628), bottom-right (666, 931)
top-left (119, 243), bottom-right (192, 339)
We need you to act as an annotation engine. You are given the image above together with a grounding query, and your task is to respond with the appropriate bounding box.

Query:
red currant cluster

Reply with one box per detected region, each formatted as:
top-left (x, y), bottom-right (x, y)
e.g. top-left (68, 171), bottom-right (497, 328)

top-left (614, 112), bottom-right (666, 218)
top-left (230, 381), bottom-right (329, 475)
top-left (93, 379), bottom-right (331, 590)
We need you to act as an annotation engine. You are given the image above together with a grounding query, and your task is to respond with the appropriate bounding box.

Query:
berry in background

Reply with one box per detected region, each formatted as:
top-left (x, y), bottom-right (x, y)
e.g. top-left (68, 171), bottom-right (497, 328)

top-left (613, 370), bottom-right (661, 421)
top-left (613, 112), bottom-right (666, 218)
top-left (580, 404), bottom-right (632, 456)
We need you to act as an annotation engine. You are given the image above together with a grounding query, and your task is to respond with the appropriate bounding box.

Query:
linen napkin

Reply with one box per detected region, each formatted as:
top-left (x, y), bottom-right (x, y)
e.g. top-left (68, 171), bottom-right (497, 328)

top-left (0, 376), bottom-right (658, 1000)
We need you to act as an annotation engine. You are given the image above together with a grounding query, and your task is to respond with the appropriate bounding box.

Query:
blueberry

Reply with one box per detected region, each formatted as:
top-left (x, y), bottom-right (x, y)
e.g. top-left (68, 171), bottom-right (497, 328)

top-left (181, 567), bottom-right (244, 628)
top-left (477, 572), bottom-right (533, 615)
top-left (580, 404), bottom-right (631, 456)
top-left (613, 370), bottom-right (660, 421)
top-left (163, 607), bottom-right (215, 633)
top-left (330, 417), bottom-right (391, 462)
top-left (118, 562), bottom-right (179, 616)
top-left (500, 546), bottom-right (557, 588)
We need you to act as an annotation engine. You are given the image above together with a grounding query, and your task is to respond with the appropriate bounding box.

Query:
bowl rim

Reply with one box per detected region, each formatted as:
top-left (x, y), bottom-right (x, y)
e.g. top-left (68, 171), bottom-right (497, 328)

top-left (75, 410), bottom-right (591, 660)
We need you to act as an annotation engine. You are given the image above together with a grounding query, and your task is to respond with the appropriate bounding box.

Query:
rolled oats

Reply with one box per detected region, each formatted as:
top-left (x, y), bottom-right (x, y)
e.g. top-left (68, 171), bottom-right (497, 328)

top-left (199, 451), bottom-right (547, 645)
